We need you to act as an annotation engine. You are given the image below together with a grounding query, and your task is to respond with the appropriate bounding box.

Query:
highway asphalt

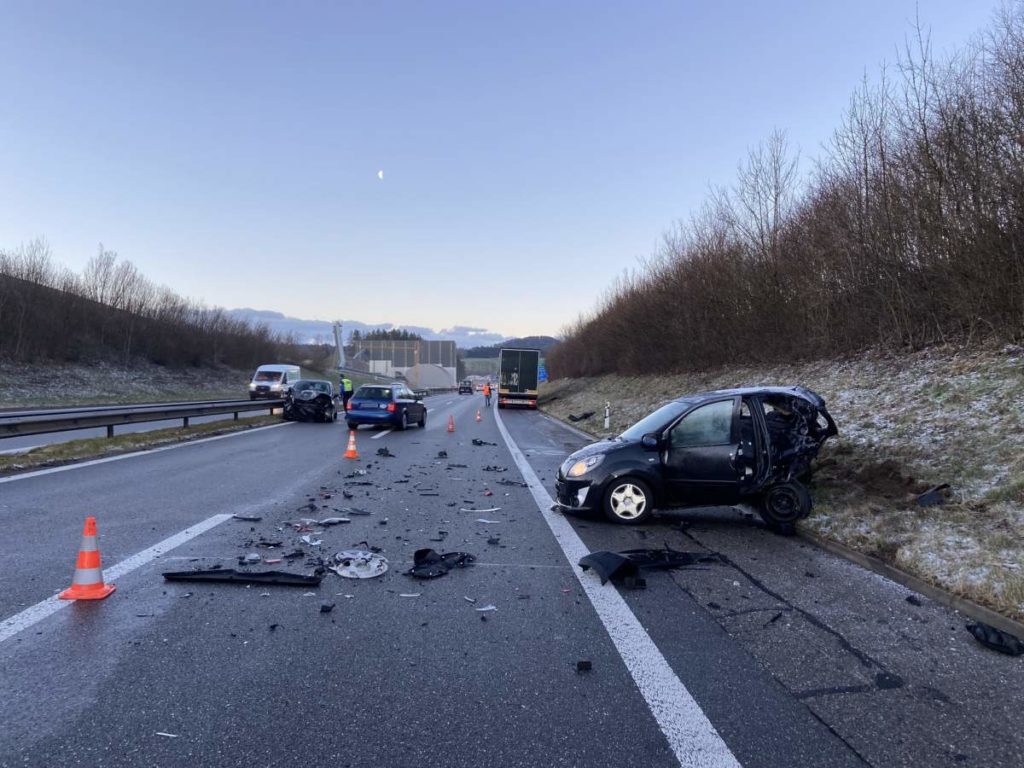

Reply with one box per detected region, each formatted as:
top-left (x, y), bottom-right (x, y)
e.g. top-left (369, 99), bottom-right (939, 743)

top-left (1, 394), bottom-right (1021, 767)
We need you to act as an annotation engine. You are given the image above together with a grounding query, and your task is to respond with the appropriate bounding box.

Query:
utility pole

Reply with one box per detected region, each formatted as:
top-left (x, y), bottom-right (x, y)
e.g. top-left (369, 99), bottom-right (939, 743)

top-left (333, 322), bottom-right (345, 370)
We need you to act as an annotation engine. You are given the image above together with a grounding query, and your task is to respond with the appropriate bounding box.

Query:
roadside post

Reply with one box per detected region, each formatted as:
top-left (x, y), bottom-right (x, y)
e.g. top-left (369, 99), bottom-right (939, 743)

top-left (604, 401), bottom-right (610, 430)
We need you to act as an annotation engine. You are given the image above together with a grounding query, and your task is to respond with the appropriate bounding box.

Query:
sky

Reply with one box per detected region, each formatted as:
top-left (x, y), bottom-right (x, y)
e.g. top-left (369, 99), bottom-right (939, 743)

top-left (0, 1), bottom-right (1000, 338)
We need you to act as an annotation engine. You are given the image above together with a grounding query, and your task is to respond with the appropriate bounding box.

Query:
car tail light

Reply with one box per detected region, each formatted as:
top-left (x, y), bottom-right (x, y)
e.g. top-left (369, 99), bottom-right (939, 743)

top-left (346, 401), bottom-right (353, 410)
top-left (386, 402), bottom-right (396, 413)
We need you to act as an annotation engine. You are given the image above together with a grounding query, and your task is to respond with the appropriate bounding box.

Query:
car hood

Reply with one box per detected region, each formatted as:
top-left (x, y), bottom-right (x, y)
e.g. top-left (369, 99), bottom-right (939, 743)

top-left (561, 438), bottom-right (637, 472)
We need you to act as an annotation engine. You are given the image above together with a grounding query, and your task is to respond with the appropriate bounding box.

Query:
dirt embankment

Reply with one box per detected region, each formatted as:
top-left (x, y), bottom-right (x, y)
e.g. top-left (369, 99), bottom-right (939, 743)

top-left (0, 360), bottom-right (255, 408)
top-left (540, 343), bottom-right (1024, 621)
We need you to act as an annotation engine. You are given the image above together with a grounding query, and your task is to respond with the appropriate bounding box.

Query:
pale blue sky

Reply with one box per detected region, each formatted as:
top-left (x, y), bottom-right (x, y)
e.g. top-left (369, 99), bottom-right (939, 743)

top-left (0, 1), bottom-right (998, 337)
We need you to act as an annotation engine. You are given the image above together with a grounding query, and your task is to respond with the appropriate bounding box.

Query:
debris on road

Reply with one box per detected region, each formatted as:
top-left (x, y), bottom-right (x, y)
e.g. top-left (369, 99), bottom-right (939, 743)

top-left (906, 595), bottom-right (923, 607)
top-left (496, 479), bottom-right (527, 487)
top-left (156, 732), bottom-right (180, 738)
top-left (320, 602), bottom-right (336, 613)
top-left (437, 450), bottom-right (448, 459)
top-left (239, 553), bottom-right (261, 565)
top-left (482, 465), bottom-right (508, 472)
top-left (464, 596), bottom-right (477, 603)
top-left (966, 622), bottom-right (1024, 656)
top-left (578, 547), bottom-right (715, 588)
top-left (567, 412), bottom-right (595, 422)
top-left (475, 604), bottom-right (497, 612)
top-left (476, 519), bottom-right (501, 524)
top-left (300, 535), bottom-right (322, 546)
top-left (318, 517), bottom-right (351, 526)
top-left (344, 507), bottom-right (372, 516)
top-left (917, 483), bottom-right (952, 507)
top-left (483, 490), bottom-right (493, 497)
top-left (460, 507), bottom-right (502, 513)
top-left (576, 660), bottom-right (592, 672)
top-left (232, 514), bottom-right (262, 522)
top-left (399, 593), bottom-right (421, 598)
top-left (377, 447), bottom-right (395, 458)
top-left (406, 548), bottom-right (476, 579)
top-left (162, 569), bottom-right (323, 587)
top-left (330, 551), bottom-right (389, 579)
top-left (472, 439), bottom-right (496, 446)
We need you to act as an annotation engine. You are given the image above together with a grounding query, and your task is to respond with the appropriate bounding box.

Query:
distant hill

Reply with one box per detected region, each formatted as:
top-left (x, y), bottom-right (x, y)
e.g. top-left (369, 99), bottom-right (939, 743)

top-left (226, 309), bottom-right (508, 348)
top-left (463, 336), bottom-right (559, 358)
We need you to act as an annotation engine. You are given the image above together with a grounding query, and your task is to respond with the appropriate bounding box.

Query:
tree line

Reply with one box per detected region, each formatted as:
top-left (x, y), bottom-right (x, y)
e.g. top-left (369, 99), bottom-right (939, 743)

top-left (548, 4), bottom-right (1024, 378)
top-left (0, 240), bottom-right (299, 369)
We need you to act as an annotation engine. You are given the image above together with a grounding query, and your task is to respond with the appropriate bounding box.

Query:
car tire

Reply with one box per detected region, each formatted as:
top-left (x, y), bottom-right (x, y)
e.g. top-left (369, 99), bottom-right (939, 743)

top-left (398, 410), bottom-right (408, 431)
top-left (417, 409), bottom-right (426, 428)
top-left (347, 422), bottom-right (358, 431)
top-left (603, 477), bottom-right (653, 525)
top-left (759, 481), bottom-right (811, 535)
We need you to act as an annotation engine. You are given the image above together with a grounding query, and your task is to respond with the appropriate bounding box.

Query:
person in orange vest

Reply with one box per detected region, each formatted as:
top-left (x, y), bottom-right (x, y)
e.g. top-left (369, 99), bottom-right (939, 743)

top-left (482, 381), bottom-right (492, 407)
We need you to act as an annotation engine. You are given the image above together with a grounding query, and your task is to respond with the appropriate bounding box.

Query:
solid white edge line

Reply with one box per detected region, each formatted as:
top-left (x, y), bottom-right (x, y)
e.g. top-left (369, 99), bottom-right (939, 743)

top-left (494, 409), bottom-right (742, 768)
top-left (0, 513), bottom-right (234, 644)
top-left (0, 422), bottom-right (294, 485)
top-left (370, 429), bottom-right (393, 440)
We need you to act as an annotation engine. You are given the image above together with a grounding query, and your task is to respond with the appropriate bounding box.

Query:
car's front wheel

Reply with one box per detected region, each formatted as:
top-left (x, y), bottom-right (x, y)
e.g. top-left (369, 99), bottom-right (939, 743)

top-left (417, 409), bottom-right (426, 428)
top-left (603, 477), bottom-right (653, 525)
top-left (758, 481), bottom-right (811, 535)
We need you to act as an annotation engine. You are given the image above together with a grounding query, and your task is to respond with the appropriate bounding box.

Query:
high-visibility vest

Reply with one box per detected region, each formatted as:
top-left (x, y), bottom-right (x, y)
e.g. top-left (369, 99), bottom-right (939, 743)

top-left (342, 378), bottom-right (354, 393)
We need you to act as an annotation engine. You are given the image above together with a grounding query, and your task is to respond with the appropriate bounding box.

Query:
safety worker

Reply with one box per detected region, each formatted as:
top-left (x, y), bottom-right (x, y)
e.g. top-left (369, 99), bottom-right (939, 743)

top-left (341, 376), bottom-right (354, 411)
top-left (482, 381), bottom-right (492, 407)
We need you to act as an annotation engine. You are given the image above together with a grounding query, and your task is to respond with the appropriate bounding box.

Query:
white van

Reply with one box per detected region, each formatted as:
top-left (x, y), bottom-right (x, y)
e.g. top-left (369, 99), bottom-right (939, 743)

top-left (249, 364), bottom-right (302, 400)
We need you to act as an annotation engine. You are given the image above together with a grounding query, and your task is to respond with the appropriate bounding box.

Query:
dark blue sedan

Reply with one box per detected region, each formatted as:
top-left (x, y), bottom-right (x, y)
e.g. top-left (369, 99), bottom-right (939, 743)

top-left (345, 384), bottom-right (427, 431)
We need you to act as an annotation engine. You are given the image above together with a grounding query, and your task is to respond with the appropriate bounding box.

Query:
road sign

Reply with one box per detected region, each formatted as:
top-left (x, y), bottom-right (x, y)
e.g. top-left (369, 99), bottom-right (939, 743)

top-left (538, 364), bottom-right (548, 383)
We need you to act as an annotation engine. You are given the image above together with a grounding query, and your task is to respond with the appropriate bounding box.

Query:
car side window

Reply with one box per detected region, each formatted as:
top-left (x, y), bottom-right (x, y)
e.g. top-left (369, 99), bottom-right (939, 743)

top-left (669, 400), bottom-right (735, 448)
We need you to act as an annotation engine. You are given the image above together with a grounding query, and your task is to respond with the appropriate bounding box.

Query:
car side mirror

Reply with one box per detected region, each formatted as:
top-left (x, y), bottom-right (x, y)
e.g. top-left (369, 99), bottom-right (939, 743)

top-left (641, 433), bottom-right (660, 450)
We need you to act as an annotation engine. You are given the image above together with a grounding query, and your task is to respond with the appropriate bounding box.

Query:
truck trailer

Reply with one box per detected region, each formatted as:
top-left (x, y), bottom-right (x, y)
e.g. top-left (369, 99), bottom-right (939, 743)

top-left (497, 348), bottom-right (540, 409)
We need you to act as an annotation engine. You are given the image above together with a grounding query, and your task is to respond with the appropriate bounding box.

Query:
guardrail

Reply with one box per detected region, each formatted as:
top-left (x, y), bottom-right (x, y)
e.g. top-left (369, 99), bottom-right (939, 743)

top-left (0, 399), bottom-right (285, 440)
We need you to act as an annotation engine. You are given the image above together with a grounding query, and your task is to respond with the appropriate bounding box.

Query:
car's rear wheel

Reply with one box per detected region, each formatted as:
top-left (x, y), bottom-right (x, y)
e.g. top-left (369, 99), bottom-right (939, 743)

top-left (346, 422), bottom-right (358, 431)
top-left (398, 410), bottom-right (408, 431)
top-left (759, 481), bottom-right (811, 535)
top-left (603, 477), bottom-right (653, 525)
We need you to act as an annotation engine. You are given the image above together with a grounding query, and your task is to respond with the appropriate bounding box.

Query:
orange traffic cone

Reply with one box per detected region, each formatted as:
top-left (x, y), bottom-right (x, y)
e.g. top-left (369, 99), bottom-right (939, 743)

top-left (475, 410), bottom-right (481, 423)
top-left (59, 516), bottom-right (116, 600)
top-left (344, 430), bottom-right (360, 459)
top-left (447, 415), bottom-right (455, 433)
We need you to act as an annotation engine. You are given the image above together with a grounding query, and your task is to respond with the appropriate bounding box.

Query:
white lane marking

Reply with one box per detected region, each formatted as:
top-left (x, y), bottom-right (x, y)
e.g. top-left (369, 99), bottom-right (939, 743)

top-left (0, 447), bottom-right (32, 456)
top-left (445, 400), bottom-right (454, 405)
top-left (494, 410), bottom-right (741, 768)
top-left (370, 429), bottom-right (393, 440)
top-left (0, 422), bottom-right (293, 485)
top-left (0, 513), bottom-right (233, 644)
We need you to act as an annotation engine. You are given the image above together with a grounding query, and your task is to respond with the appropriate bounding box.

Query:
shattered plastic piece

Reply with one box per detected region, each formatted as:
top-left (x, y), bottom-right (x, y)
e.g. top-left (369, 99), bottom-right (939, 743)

top-left (476, 519), bottom-right (501, 524)
top-left (437, 450), bottom-right (448, 459)
top-left (576, 660), bottom-right (592, 672)
top-left (475, 604), bottom-right (497, 612)
top-left (568, 412), bottom-right (595, 423)
top-left (472, 439), bottom-right (496, 446)
top-left (330, 550), bottom-right (389, 579)
top-left (345, 507), bottom-right (372, 516)
top-left (578, 547), bottom-right (711, 587)
top-left (162, 569), bottom-right (322, 587)
top-left (399, 593), bottom-right (421, 598)
top-left (283, 549), bottom-right (305, 560)
top-left (464, 596), bottom-right (476, 603)
top-left (156, 732), bottom-right (180, 738)
top-left (917, 483), bottom-right (952, 507)
top-left (240, 553), bottom-right (261, 565)
top-left (966, 622), bottom-right (1024, 656)
top-left (232, 514), bottom-right (262, 522)
top-left (460, 507), bottom-right (502, 513)
top-left (300, 535), bottom-right (322, 546)
top-left (483, 490), bottom-right (493, 497)
top-left (487, 537), bottom-right (501, 546)
top-left (320, 602), bottom-right (336, 613)
top-left (318, 517), bottom-right (351, 526)
top-left (406, 548), bottom-right (476, 579)
top-left (377, 447), bottom-right (395, 458)
top-left (263, 558), bottom-right (282, 565)
top-left (482, 465), bottom-right (508, 472)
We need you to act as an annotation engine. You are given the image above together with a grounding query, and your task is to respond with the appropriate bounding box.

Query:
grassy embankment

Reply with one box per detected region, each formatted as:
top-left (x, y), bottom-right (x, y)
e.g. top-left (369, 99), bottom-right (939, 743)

top-left (541, 343), bottom-right (1024, 621)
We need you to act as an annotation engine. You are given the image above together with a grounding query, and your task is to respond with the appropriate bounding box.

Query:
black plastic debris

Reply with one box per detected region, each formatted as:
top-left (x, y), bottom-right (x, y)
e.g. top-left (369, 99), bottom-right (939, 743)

top-left (232, 514), bottom-right (262, 522)
top-left (406, 548), bottom-right (476, 579)
top-left (482, 465), bottom-right (508, 472)
top-left (917, 483), bottom-right (952, 507)
top-left (966, 622), bottom-right (1024, 656)
top-left (345, 507), bottom-right (372, 516)
top-left (282, 549), bottom-right (305, 560)
top-left (576, 660), bottom-right (592, 672)
top-left (578, 547), bottom-right (714, 588)
top-left (162, 569), bottom-right (322, 587)
top-left (320, 602), bottom-right (336, 613)
top-left (496, 479), bottom-right (528, 487)
top-left (905, 595), bottom-right (923, 607)
top-left (437, 450), bottom-right (448, 459)
top-left (448, 463), bottom-right (468, 469)
top-left (377, 447), bottom-right (395, 458)
top-left (567, 412), bottom-right (595, 423)
top-left (472, 439), bottom-right (496, 447)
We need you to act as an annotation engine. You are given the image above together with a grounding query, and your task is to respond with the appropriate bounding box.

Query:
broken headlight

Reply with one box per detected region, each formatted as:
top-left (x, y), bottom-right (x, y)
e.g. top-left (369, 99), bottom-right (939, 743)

top-left (567, 454), bottom-right (604, 478)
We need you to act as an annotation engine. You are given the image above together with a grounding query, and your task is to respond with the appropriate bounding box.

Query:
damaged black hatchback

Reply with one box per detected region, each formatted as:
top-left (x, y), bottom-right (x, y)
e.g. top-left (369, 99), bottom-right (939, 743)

top-left (555, 387), bottom-right (837, 533)
top-left (282, 380), bottom-right (338, 423)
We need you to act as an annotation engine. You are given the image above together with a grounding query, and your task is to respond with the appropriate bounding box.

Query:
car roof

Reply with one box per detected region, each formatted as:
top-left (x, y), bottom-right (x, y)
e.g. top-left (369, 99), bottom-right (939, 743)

top-left (670, 386), bottom-right (827, 407)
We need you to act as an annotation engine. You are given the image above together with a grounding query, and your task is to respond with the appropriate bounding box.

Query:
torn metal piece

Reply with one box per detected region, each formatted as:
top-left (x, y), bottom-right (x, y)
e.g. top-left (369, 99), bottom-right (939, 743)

top-left (406, 548), bottom-right (476, 579)
top-left (966, 622), bottom-right (1024, 656)
top-left (162, 569), bottom-right (322, 587)
top-left (917, 483), bottom-right (952, 507)
top-left (330, 550), bottom-right (389, 579)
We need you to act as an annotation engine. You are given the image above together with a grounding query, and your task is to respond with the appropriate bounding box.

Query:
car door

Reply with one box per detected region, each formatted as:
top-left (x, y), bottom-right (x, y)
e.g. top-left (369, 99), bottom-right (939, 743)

top-left (661, 397), bottom-right (742, 506)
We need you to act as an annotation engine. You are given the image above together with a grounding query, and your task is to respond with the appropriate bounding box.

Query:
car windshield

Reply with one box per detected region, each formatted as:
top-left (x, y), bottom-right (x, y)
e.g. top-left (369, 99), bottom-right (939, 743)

top-left (356, 387), bottom-right (392, 400)
top-left (619, 400), bottom-right (690, 441)
top-left (254, 371), bottom-right (282, 382)
top-left (293, 380), bottom-right (329, 393)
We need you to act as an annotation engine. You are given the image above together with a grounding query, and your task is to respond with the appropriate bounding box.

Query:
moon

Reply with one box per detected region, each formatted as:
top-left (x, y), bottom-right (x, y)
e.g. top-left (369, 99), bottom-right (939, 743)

top-left (377, 170), bottom-right (384, 180)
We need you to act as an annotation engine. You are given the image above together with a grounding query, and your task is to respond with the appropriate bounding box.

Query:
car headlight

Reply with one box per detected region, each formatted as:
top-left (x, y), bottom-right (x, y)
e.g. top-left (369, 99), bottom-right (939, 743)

top-left (567, 454), bottom-right (604, 478)
top-left (248, 383), bottom-right (256, 389)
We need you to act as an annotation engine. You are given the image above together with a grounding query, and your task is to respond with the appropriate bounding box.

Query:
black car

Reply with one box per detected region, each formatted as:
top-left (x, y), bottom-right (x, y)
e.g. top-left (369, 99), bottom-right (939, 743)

top-left (458, 380), bottom-right (474, 395)
top-left (346, 383), bottom-right (427, 431)
top-left (555, 387), bottom-right (837, 532)
top-left (282, 380), bottom-right (337, 423)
